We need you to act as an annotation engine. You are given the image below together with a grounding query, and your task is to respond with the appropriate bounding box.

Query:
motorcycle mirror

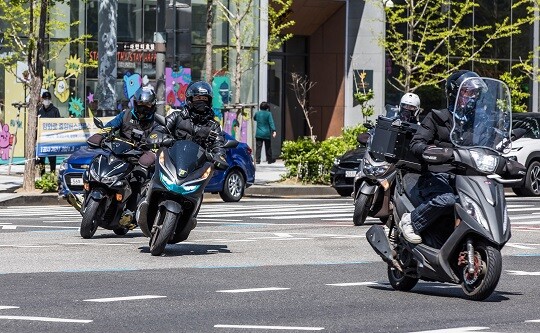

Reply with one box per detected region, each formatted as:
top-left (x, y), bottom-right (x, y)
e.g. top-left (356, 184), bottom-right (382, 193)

top-left (223, 139), bottom-right (239, 149)
top-left (363, 123), bottom-right (373, 130)
top-left (162, 136), bottom-right (174, 147)
top-left (93, 117), bottom-right (104, 129)
top-left (511, 128), bottom-right (527, 141)
top-left (357, 133), bottom-right (370, 145)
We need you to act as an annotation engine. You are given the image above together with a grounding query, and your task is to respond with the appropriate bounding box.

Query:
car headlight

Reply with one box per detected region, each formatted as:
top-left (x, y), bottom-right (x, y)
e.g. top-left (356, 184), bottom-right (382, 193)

top-left (461, 193), bottom-right (489, 231)
top-left (333, 158), bottom-right (340, 166)
top-left (470, 151), bottom-right (497, 173)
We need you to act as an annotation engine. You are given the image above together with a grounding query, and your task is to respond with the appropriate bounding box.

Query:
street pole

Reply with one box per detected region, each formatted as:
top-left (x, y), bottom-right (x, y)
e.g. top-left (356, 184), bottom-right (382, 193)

top-left (533, 7), bottom-right (539, 113)
top-left (155, 0), bottom-right (167, 116)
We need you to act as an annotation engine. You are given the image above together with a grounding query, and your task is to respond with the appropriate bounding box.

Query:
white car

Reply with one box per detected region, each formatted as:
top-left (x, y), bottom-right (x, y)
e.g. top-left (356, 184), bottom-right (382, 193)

top-left (504, 113), bottom-right (540, 196)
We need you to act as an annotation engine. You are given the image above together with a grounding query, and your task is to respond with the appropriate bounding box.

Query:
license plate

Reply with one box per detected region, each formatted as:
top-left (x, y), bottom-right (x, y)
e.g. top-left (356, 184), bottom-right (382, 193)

top-left (345, 170), bottom-right (357, 178)
top-left (70, 178), bottom-right (83, 185)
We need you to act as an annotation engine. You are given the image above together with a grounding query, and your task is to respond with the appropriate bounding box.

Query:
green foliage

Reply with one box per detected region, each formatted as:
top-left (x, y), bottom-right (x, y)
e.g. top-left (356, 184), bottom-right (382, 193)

top-left (354, 89), bottom-right (375, 124)
top-left (281, 123), bottom-right (367, 184)
top-left (499, 72), bottom-right (529, 113)
top-left (35, 172), bottom-right (58, 192)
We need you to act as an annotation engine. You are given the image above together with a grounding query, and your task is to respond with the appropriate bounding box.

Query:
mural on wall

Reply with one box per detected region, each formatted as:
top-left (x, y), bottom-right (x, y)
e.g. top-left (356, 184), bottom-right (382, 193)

top-left (0, 123), bottom-right (14, 160)
top-left (211, 75), bottom-right (231, 127)
top-left (165, 67), bottom-right (191, 107)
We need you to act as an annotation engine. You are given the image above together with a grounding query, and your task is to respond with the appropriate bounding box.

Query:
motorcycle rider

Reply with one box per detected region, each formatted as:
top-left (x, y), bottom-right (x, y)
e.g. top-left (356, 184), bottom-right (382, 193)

top-left (154, 80), bottom-right (229, 169)
top-left (397, 92), bottom-right (421, 123)
top-left (397, 70), bottom-right (483, 244)
top-left (87, 86), bottom-right (158, 228)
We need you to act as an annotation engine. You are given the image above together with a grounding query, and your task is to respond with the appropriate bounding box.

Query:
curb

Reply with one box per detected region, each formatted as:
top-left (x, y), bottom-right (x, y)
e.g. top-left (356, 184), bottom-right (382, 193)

top-left (0, 193), bottom-right (62, 207)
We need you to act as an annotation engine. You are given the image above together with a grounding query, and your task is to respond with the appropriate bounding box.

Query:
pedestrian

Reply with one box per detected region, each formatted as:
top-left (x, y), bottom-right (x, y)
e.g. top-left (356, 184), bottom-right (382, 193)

top-left (253, 101), bottom-right (276, 164)
top-left (37, 91), bottom-right (61, 176)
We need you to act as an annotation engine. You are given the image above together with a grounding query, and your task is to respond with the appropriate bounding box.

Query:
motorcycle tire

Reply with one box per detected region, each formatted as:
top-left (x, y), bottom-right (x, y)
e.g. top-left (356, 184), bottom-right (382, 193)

top-left (387, 266), bottom-right (418, 291)
top-left (460, 243), bottom-right (502, 301)
top-left (219, 170), bottom-right (245, 202)
top-left (353, 193), bottom-right (373, 226)
top-left (80, 199), bottom-right (103, 239)
top-left (149, 210), bottom-right (177, 256)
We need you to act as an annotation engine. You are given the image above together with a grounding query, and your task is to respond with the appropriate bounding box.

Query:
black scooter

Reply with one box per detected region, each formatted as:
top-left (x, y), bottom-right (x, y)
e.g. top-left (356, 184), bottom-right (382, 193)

top-left (80, 117), bottom-right (146, 239)
top-left (366, 77), bottom-right (523, 301)
top-left (136, 114), bottom-right (237, 256)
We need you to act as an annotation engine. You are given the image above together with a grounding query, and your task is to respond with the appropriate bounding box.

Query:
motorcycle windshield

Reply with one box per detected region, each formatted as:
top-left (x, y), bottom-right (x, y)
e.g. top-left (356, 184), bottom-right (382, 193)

top-left (450, 77), bottom-right (512, 154)
top-left (168, 140), bottom-right (207, 176)
top-left (109, 139), bottom-right (135, 155)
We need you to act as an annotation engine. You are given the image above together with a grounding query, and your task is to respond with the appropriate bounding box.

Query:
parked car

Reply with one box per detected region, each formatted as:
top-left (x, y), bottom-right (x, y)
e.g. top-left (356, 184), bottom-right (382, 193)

top-left (330, 143), bottom-right (367, 197)
top-left (58, 132), bottom-right (255, 206)
top-left (504, 112), bottom-right (540, 196)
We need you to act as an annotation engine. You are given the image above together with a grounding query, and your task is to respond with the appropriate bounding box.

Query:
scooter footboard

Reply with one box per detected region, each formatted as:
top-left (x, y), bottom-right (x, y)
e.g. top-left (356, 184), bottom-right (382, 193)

top-left (366, 225), bottom-right (395, 265)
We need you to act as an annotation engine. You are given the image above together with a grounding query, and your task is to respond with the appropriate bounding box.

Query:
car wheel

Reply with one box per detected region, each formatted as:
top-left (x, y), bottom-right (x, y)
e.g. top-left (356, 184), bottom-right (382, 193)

top-left (219, 170), bottom-right (245, 202)
top-left (521, 161), bottom-right (540, 196)
top-left (336, 188), bottom-right (352, 197)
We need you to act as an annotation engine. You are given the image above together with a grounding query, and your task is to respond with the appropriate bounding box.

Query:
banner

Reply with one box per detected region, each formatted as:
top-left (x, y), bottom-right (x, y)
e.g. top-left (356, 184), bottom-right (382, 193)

top-left (36, 117), bottom-right (113, 157)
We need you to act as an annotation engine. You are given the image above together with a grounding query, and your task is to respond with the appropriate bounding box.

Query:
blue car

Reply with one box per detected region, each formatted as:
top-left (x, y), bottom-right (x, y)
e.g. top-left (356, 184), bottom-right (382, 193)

top-left (58, 133), bottom-right (255, 207)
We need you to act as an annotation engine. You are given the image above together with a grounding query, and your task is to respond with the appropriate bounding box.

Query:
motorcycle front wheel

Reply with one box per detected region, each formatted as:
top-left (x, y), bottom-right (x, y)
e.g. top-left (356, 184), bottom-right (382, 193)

top-left (149, 210), bottom-right (177, 256)
top-left (80, 199), bottom-right (104, 239)
top-left (460, 244), bottom-right (502, 301)
top-left (353, 193), bottom-right (373, 226)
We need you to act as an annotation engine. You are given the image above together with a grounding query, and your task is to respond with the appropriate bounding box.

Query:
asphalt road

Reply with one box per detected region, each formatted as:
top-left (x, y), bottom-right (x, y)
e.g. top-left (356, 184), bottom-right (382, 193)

top-left (1, 197), bottom-right (540, 333)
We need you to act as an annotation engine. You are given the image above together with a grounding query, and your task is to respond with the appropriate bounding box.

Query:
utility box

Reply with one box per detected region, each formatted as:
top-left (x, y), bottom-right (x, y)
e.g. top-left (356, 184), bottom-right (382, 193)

top-left (370, 116), bottom-right (421, 168)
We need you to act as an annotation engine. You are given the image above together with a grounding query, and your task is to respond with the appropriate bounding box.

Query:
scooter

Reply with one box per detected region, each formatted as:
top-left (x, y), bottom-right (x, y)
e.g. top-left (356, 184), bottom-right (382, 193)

top-left (80, 117), bottom-right (146, 239)
top-left (352, 121), bottom-right (397, 226)
top-left (136, 114), bottom-right (238, 256)
top-left (366, 77), bottom-right (523, 301)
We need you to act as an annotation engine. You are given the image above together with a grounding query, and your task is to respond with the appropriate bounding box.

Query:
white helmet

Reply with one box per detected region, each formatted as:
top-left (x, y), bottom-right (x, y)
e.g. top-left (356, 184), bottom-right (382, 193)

top-left (399, 93), bottom-right (421, 121)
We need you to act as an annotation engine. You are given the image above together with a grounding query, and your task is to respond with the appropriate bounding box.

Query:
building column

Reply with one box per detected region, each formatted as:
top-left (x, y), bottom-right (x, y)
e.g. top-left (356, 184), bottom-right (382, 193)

top-left (259, 0), bottom-right (268, 103)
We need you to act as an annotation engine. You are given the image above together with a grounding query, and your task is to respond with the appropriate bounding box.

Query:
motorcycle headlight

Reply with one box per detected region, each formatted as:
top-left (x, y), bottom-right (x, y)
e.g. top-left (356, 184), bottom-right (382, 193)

top-left (160, 172), bottom-right (201, 194)
top-left (461, 193), bottom-right (489, 231)
top-left (503, 206), bottom-right (509, 234)
top-left (100, 175), bottom-right (119, 184)
top-left (363, 159), bottom-right (389, 177)
top-left (470, 151), bottom-right (497, 173)
top-left (89, 168), bottom-right (99, 180)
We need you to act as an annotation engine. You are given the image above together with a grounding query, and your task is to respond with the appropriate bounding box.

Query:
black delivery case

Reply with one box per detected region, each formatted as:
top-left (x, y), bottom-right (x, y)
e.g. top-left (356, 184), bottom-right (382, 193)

top-left (370, 116), bottom-right (421, 167)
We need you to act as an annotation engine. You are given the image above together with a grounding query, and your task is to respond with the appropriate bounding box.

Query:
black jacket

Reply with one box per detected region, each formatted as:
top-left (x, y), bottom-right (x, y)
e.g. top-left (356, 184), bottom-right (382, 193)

top-left (38, 104), bottom-right (60, 118)
top-left (157, 108), bottom-right (226, 153)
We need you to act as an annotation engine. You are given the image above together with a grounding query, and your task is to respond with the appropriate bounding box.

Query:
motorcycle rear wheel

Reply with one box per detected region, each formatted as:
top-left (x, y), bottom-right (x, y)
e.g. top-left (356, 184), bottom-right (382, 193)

top-left (149, 211), bottom-right (177, 256)
top-left (353, 193), bottom-right (373, 226)
top-left (461, 244), bottom-right (502, 301)
top-left (387, 266), bottom-right (418, 291)
top-left (80, 199), bottom-right (103, 239)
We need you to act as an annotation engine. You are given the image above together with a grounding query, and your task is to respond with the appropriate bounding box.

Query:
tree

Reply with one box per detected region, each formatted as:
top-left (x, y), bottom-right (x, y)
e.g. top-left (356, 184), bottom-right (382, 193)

top-left (377, 0), bottom-right (537, 93)
top-left (290, 72), bottom-right (316, 141)
top-left (213, 0), bottom-right (295, 103)
top-left (204, 0), bottom-right (214, 82)
top-left (0, 0), bottom-right (90, 191)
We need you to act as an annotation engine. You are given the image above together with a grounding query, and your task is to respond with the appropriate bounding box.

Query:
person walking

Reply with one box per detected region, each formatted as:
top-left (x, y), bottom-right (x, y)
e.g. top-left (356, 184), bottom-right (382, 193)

top-left (253, 101), bottom-right (276, 164)
top-left (37, 91), bottom-right (61, 176)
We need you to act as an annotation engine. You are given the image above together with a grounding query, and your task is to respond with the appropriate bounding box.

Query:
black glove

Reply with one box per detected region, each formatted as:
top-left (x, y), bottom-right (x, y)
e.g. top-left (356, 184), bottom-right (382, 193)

top-left (503, 159), bottom-right (526, 179)
top-left (211, 149), bottom-right (229, 170)
top-left (422, 146), bottom-right (453, 164)
top-left (87, 133), bottom-right (104, 147)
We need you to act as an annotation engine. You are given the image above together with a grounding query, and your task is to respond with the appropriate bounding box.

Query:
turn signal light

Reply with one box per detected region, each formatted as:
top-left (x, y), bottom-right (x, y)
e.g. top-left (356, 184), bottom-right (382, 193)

top-left (116, 193), bottom-right (123, 201)
top-left (83, 183), bottom-right (89, 191)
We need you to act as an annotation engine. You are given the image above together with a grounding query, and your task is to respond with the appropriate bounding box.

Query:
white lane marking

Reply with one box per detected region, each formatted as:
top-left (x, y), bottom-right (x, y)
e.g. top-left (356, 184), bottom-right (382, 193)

top-left (508, 207), bottom-right (540, 212)
top-left (525, 319), bottom-right (540, 323)
top-left (409, 327), bottom-right (491, 333)
top-left (506, 270), bottom-right (540, 276)
top-left (253, 214), bottom-right (353, 220)
top-left (217, 287), bottom-right (290, 293)
top-left (1, 225), bottom-right (17, 230)
top-left (214, 324), bottom-right (324, 331)
top-left (83, 295), bottom-right (166, 302)
top-left (200, 210), bottom-right (353, 218)
top-left (505, 243), bottom-right (536, 249)
top-left (0, 306), bottom-right (19, 310)
top-left (0, 315), bottom-right (92, 323)
top-left (326, 282), bottom-right (378, 287)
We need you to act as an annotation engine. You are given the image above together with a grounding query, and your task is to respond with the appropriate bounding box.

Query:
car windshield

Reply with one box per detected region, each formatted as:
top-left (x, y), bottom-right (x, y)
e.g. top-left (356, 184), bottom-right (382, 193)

top-left (450, 77), bottom-right (512, 153)
top-left (512, 116), bottom-right (540, 139)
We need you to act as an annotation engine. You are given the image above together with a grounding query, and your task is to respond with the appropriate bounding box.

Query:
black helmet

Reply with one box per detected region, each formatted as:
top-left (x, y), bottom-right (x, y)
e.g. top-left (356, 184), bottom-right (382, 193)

top-left (133, 86), bottom-right (156, 119)
top-left (445, 70), bottom-right (481, 110)
top-left (185, 81), bottom-right (213, 120)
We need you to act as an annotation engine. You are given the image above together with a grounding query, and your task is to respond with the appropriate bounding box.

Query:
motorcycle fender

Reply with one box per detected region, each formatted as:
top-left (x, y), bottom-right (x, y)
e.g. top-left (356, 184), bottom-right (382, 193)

top-left (359, 182), bottom-right (377, 196)
top-left (89, 190), bottom-right (106, 201)
top-left (159, 200), bottom-right (183, 214)
top-left (366, 225), bottom-right (395, 266)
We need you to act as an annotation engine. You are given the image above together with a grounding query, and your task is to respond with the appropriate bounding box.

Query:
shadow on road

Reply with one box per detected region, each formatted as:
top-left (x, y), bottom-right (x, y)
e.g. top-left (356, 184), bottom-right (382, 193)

top-left (138, 243), bottom-right (231, 256)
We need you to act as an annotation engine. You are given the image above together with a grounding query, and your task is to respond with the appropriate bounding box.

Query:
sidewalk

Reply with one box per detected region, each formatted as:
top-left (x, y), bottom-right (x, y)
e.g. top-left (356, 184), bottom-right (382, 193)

top-left (0, 160), bottom-right (338, 206)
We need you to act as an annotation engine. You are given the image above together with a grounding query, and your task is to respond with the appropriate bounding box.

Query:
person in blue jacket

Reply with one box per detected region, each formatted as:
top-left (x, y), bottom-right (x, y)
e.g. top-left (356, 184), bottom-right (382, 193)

top-left (253, 101), bottom-right (276, 164)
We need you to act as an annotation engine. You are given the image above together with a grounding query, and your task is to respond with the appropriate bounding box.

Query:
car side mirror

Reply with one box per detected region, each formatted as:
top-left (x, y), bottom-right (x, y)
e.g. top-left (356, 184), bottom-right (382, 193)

top-left (93, 117), bottom-right (104, 129)
top-left (363, 122), bottom-right (373, 130)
